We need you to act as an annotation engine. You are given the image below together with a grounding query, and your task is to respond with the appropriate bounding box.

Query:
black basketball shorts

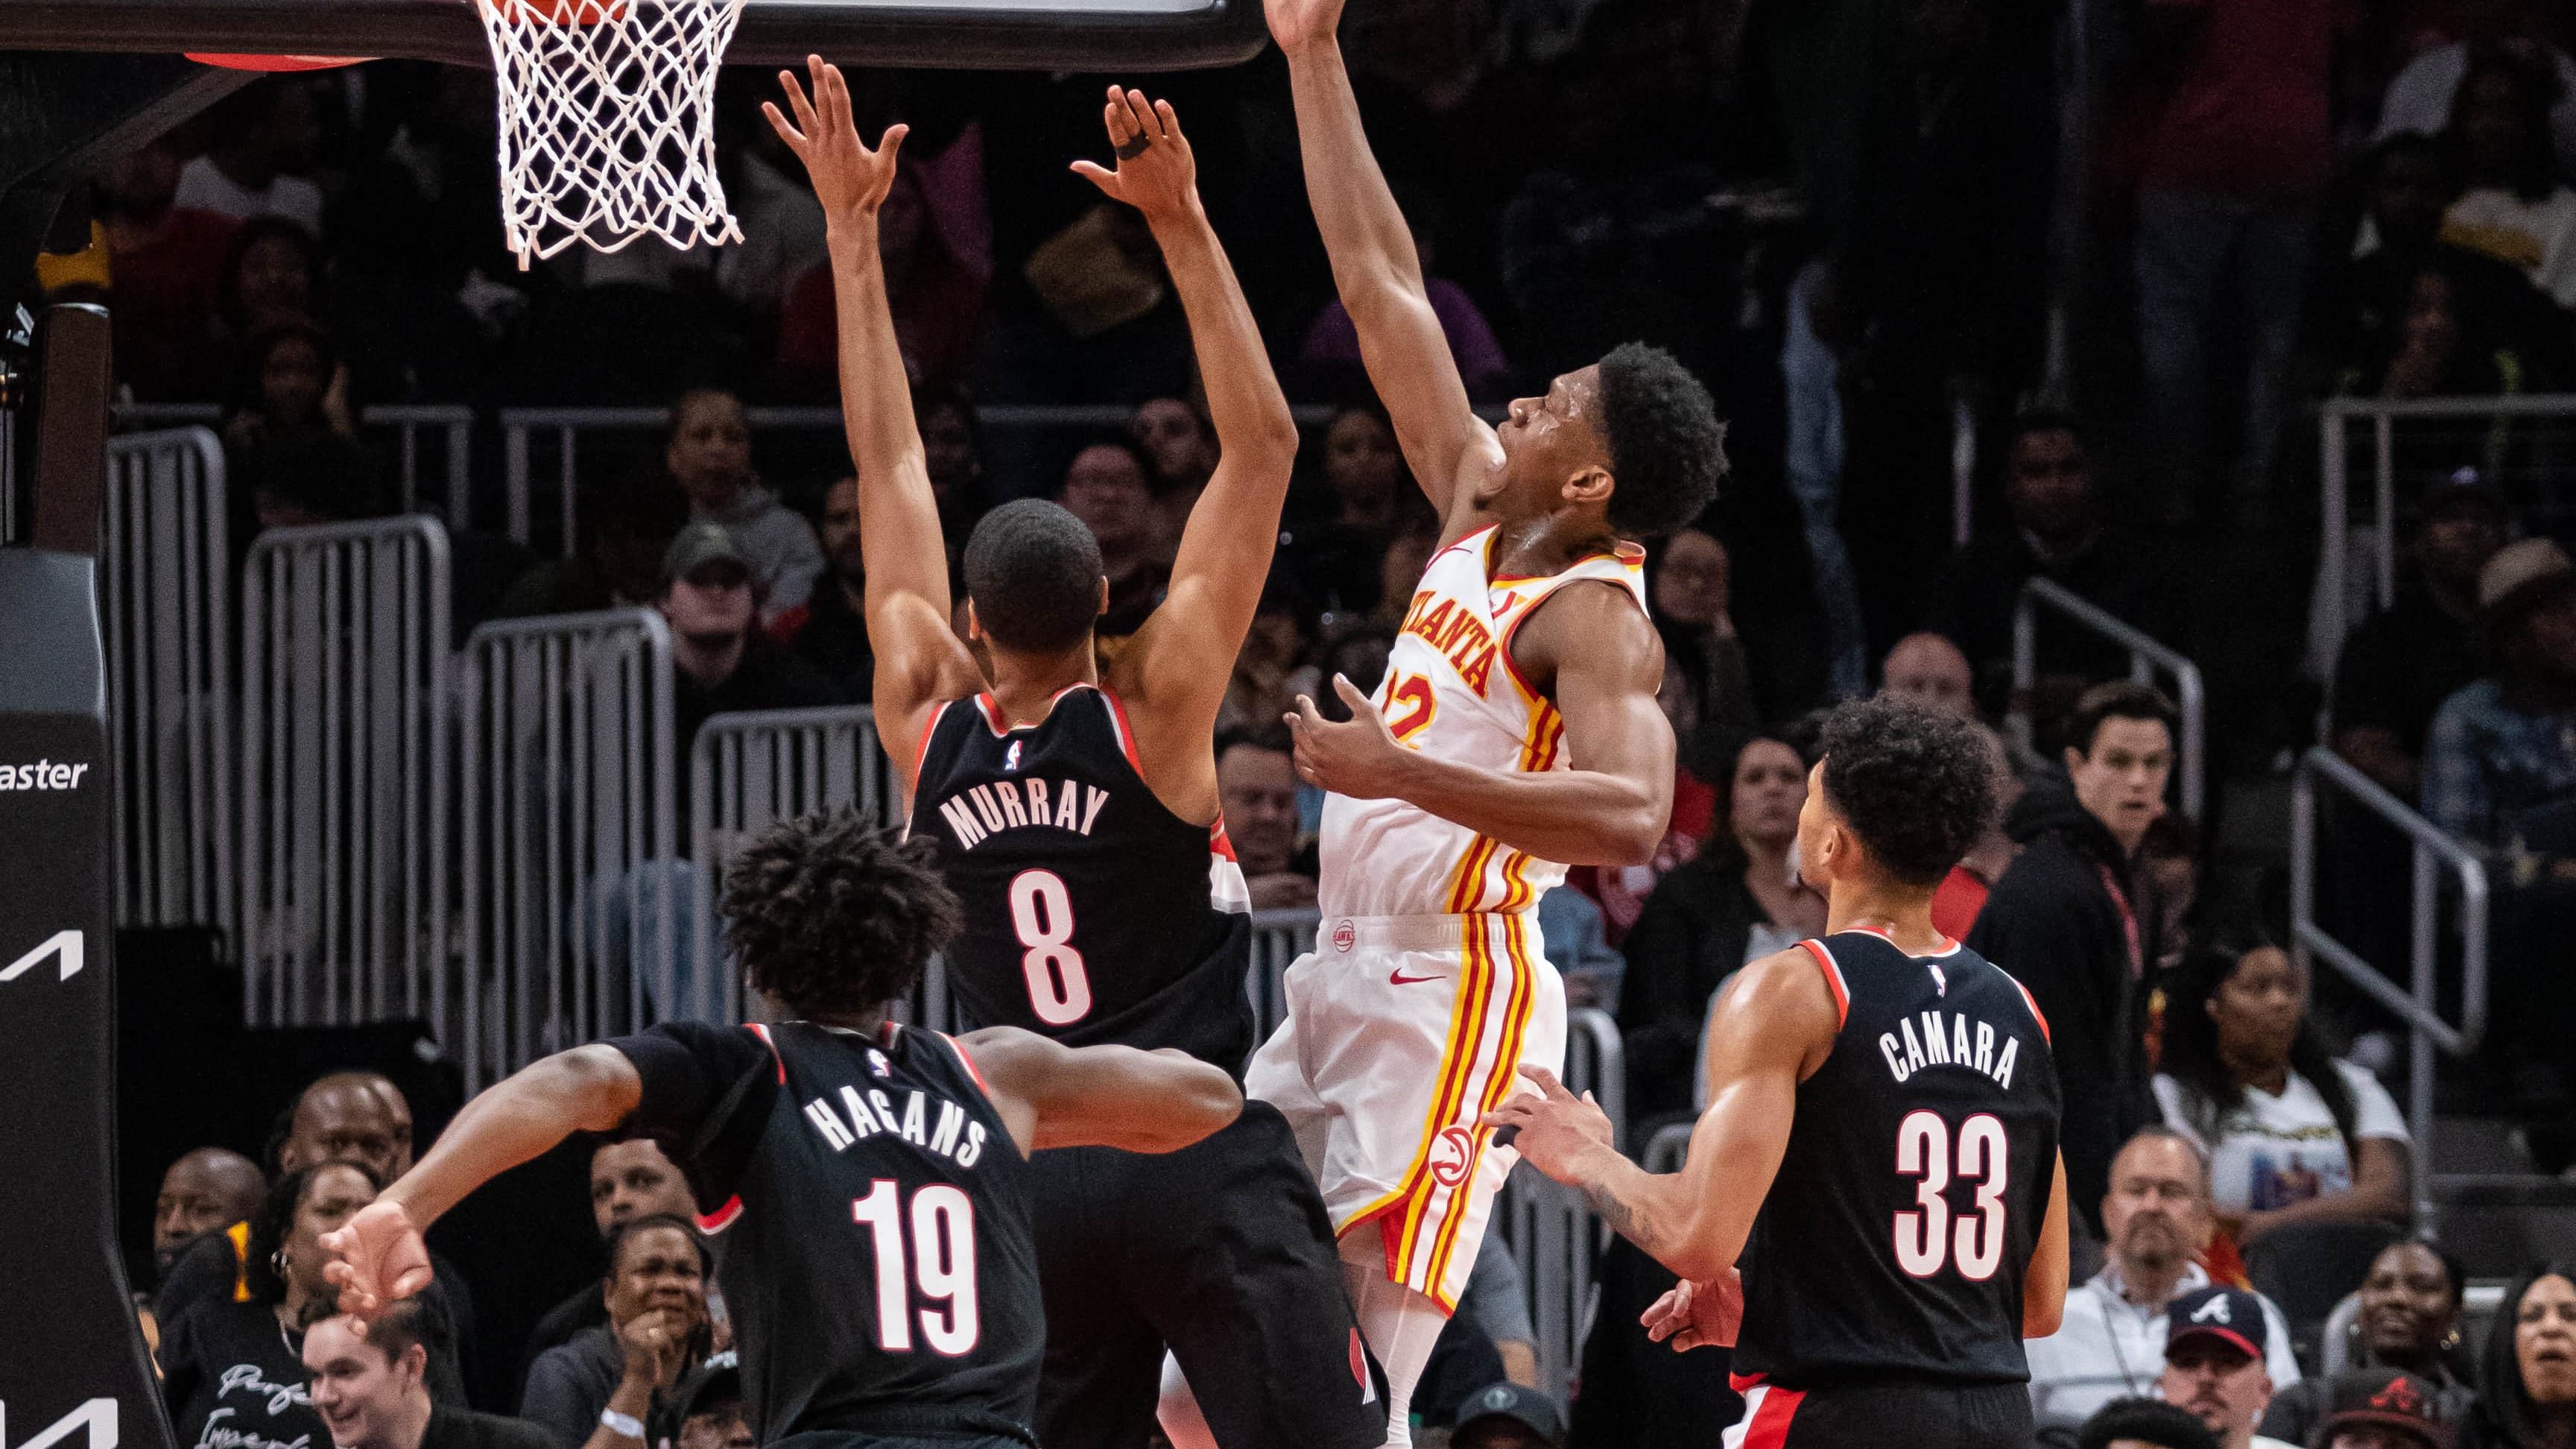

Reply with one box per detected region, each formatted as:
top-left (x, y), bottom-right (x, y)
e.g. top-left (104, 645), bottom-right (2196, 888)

top-left (1727, 1376), bottom-right (2034, 1449)
top-left (1027, 1099), bottom-right (1388, 1449)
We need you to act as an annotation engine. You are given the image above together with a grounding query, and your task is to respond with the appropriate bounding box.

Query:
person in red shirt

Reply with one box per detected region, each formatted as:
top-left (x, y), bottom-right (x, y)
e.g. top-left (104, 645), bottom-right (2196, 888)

top-left (96, 133), bottom-right (239, 400)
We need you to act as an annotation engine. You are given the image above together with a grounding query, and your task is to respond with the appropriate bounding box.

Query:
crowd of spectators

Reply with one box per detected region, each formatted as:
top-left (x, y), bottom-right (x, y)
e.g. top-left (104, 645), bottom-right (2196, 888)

top-left (38, 0), bottom-right (2576, 1445)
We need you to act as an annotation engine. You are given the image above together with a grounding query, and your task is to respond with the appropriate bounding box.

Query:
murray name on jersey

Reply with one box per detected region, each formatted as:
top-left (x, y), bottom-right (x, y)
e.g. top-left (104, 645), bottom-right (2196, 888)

top-left (934, 777), bottom-right (1111, 851)
top-left (1878, 1006), bottom-right (2028, 1091)
top-left (795, 1047), bottom-right (996, 1170)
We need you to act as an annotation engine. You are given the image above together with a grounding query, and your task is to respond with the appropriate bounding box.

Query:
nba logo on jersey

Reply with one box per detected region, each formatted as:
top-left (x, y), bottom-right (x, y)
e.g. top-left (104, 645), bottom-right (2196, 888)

top-left (1003, 741), bottom-right (1023, 772)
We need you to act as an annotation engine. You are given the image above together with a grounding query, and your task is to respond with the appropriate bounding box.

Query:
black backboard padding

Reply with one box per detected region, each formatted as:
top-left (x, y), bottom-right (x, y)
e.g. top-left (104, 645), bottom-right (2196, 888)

top-left (5, 0), bottom-right (1268, 69)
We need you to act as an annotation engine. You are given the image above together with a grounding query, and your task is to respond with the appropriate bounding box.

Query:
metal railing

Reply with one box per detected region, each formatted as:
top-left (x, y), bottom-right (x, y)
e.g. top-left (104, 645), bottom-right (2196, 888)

top-left (2315, 394), bottom-right (2576, 681)
top-left (111, 403), bottom-right (475, 522)
top-left (458, 609), bottom-right (677, 1091)
top-left (687, 704), bottom-right (894, 1023)
top-left (2289, 746), bottom-right (2490, 1225)
top-left (2010, 575), bottom-right (2208, 821)
top-left (103, 427), bottom-right (233, 933)
top-left (1247, 908), bottom-right (1320, 1044)
top-left (239, 516), bottom-right (451, 1032)
top-left (1494, 1164), bottom-right (1601, 1400)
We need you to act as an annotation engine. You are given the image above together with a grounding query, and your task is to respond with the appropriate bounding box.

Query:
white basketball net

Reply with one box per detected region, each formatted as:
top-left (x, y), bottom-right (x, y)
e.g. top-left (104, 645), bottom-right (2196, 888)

top-left (475, 0), bottom-right (748, 265)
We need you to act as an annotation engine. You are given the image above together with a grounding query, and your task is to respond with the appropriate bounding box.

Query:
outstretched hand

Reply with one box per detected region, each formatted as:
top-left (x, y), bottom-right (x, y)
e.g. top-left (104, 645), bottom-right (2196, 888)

top-left (1640, 1269), bottom-right (1744, 1352)
top-left (1479, 1064), bottom-right (1615, 1184)
top-left (1263, 0), bottom-right (1347, 54)
top-left (320, 1199), bottom-right (434, 1322)
top-left (1069, 86), bottom-right (1199, 223)
top-left (762, 55), bottom-right (908, 227)
top-left (1285, 675), bottom-right (1408, 800)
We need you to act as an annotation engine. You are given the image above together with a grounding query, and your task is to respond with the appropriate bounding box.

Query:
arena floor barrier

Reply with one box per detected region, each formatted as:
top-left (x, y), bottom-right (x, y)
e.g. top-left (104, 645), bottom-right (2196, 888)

top-left (240, 514), bottom-right (450, 1034)
top-left (458, 607), bottom-right (675, 1090)
top-left (103, 426), bottom-right (231, 935)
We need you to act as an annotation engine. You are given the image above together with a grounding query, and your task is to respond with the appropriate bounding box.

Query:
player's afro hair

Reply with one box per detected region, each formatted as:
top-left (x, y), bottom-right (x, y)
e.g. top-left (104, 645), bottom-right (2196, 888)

top-left (1816, 695), bottom-right (2001, 888)
top-left (963, 499), bottom-right (1105, 654)
top-left (1595, 341), bottom-right (1728, 539)
top-left (720, 810), bottom-right (963, 1022)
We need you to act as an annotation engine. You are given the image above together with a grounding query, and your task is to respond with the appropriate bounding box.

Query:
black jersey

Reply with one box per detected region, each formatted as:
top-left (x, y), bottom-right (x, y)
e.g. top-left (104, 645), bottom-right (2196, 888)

top-left (1732, 929), bottom-right (2062, 1389)
top-left (612, 1020), bottom-right (1044, 1444)
top-left (907, 686), bottom-right (1253, 1068)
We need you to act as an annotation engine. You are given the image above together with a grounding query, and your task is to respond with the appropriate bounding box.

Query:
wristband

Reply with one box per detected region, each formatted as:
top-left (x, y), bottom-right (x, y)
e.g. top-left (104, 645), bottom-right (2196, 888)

top-left (599, 1410), bottom-right (645, 1441)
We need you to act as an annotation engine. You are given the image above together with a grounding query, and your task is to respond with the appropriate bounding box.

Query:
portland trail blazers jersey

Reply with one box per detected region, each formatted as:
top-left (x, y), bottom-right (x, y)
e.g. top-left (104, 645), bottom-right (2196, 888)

top-left (613, 1020), bottom-right (1044, 1442)
top-left (908, 685), bottom-right (1254, 1069)
top-left (1319, 525), bottom-right (1648, 918)
top-left (1732, 929), bottom-right (2062, 1389)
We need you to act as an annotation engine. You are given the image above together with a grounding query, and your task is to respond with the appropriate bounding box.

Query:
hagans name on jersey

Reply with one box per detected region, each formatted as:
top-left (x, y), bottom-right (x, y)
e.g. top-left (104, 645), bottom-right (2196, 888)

top-left (797, 1055), bottom-right (994, 1169)
top-left (1878, 1008), bottom-right (2027, 1090)
top-left (936, 777), bottom-right (1110, 850)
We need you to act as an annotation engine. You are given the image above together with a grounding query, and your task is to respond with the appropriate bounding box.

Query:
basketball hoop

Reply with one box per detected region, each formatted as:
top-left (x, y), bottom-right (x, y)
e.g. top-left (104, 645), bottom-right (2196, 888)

top-left (474, 0), bottom-right (747, 266)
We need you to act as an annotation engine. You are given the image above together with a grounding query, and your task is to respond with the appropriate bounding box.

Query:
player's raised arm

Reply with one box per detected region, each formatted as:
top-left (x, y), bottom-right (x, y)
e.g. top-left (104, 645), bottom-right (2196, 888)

top-left (1265, 0), bottom-right (1499, 525)
top-left (1484, 944), bottom-right (1837, 1287)
top-left (1288, 581), bottom-right (1674, 864)
top-left (765, 57), bottom-right (982, 790)
top-left (1069, 89), bottom-right (1302, 804)
top-left (319, 1044), bottom-right (645, 1318)
top-left (956, 1026), bottom-right (1243, 1156)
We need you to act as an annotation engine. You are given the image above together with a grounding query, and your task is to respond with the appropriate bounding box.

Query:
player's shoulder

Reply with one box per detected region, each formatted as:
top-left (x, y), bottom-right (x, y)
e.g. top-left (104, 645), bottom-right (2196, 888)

top-left (1721, 941), bottom-right (1846, 1027)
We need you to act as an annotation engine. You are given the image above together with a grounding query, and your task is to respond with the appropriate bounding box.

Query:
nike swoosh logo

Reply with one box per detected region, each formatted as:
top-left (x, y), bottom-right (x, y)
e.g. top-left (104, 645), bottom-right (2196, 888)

top-left (1389, 969), bottom-right (1443, 985)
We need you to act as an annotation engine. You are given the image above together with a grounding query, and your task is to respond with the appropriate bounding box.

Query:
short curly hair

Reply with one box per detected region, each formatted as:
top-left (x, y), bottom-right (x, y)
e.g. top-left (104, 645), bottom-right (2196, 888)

top-left (1595, 342), bottom-right (1728, 538)
top-left (965, 499), bottom-right (1105, 654)
top-left (1816, 695), bottom-right (2001, 888)
top-left (2075, 1397), bottom-right (2218, 1449)
top-left (719, 811), bottom-right (963, 1020)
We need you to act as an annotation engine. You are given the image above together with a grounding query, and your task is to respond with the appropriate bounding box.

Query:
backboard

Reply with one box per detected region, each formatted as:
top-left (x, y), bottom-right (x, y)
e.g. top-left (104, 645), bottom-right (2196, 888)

top-left (7, 0), bottom-right (1268, 72)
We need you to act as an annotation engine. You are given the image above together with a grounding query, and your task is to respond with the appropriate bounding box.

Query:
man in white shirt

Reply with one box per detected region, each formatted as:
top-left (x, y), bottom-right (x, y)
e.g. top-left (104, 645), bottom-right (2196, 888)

top-left (172, 80), bottom-right (326, 236)
top-left (2159, 1287), bottom-right (2300, 1449)
top-left (2027, 1128), bottom-right (2300, 1428)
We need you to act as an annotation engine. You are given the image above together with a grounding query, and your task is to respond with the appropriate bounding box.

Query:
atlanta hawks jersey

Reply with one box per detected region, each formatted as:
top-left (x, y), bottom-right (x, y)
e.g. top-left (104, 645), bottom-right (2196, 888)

top-left (1317, 526), bottom-right (1649, 918)
top-left (909, 685), bottom-right (1256, 1070)
top-left (1732, 930), bottom-right (2062, 1388)
top-left (611, 1019), bottom-right (1045, 1442)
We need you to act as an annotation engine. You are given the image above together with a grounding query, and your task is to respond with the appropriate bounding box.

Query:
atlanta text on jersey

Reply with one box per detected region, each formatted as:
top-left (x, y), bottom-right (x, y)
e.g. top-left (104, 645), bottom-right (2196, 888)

top-left (935, 778), bottom-right (1112, 850)
top-left (1878, 1008), bottom-right (2027, 1091)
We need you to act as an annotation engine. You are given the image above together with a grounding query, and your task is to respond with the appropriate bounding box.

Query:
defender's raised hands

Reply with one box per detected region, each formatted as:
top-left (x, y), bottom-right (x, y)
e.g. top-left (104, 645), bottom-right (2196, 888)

top-left (762, 55), bottom-right (908, 226)
top-left (1069, 86), bottom-right (1200, 223)
top-left (1263, 0), bottom-right (1346, 54)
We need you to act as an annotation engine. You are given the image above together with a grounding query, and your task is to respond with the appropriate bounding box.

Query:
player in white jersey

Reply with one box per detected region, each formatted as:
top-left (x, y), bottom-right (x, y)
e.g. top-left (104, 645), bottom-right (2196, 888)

top-left (1216, 0), bottom-right (1730, 1443)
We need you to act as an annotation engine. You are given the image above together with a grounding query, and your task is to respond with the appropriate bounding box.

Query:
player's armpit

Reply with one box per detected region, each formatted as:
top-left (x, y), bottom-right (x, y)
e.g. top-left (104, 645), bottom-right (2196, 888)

top-left (870, 592), bottom-right (982, 801)
top-left (958, 1026), bottom-right (1241, 1158)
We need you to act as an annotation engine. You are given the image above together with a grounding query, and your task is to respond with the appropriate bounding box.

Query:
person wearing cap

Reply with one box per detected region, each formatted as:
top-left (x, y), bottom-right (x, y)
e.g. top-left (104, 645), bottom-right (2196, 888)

top-left (303, 1303), bottom-right (556, 1449)
top-left (2423, 536), bottom-right (2576, 845)
top-left (662, 385), bottom-right (823, 624)
top-left (668, 1355), bottom-right (753, 1449)
top-left (2158, 1286), bottom-right (2298, 1449)
top-left (2332, 479), bottom-right (2512, 801)
top-left (1449, 1380), bottom-right (1564, 1449)
top-left (2303, 1369), bottom-right (2456, 1449)
top-left (659, 520), bottom-right (836, 809)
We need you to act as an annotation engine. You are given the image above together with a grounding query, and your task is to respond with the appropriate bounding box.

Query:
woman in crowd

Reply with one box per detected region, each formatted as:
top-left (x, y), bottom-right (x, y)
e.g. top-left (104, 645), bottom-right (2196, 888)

top-left (522, 1214), bottom-right (716, 1449)
top-left (222, 320), bottom-right (355, 458)
top-left (159, 1163), bottom-right (382, 1449)
top-left (1616, 730), bottom-right (1826, 1123)
top-left (662, 385), bottom-right (823, 622)
top-left (2259, 1238), bottom-right (2479, 1443)
top-left (2151, 932), bottom-right (2413, 1246)
top-left (2477, 1264), bottom-right (2576, 1449)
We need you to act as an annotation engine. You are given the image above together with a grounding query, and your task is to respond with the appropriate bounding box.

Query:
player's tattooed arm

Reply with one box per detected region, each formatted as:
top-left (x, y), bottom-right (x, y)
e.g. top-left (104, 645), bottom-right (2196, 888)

top-left (320, 1044), bottom-right (643, 1320)
top-left (763, 57), bottom-right (981, 795)
top-left (1263, 0), bottom-right (1499, 532)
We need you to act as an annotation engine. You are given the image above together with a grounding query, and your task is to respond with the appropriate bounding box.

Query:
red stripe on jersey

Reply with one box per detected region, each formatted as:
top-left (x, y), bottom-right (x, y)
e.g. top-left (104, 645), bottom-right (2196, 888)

top-left (696, 1195), bottom-right (744, 1234)
top-left (748, 1022), bottom-right (785, 1084)
top-left (1101, 690), bottom-right (1146, 774)
top-left (1209, 819), bottom-right (1239, 862)
top-left (2008, 975), bottom-right (2051, 1045)
top-left (1738, 1383), bottom-right (1806, 1449)
top-left (974, 693), bottom-right (1009, 733)
top-left (937, 1031), bottom-right (994, 1097)
top-left (1797, 938), bottom-right (1851, 1029)
top-left (913, 700), bottom-right (952, 785)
